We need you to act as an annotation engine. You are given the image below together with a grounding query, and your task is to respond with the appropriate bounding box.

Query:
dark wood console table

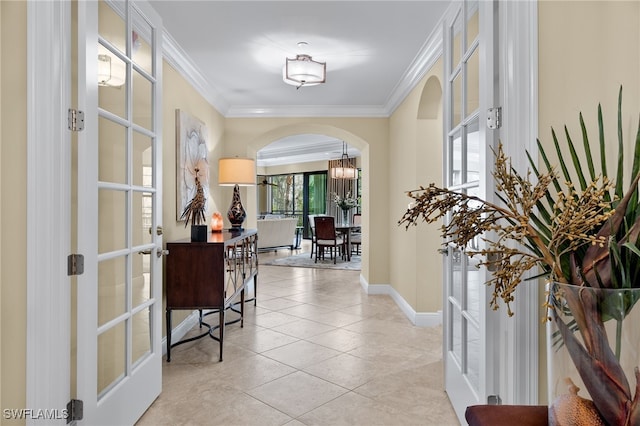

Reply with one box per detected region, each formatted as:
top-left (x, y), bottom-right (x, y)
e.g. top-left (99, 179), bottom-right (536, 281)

top-left (165, 229), bottom-right (258, 362)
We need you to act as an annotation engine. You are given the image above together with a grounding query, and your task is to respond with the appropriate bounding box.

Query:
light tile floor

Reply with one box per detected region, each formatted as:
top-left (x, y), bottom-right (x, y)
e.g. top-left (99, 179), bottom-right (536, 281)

top-left (137, 244), bottom-right (459, 425)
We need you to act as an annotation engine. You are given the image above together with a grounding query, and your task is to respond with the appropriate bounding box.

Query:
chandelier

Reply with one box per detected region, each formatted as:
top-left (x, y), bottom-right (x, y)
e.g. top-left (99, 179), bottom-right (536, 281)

top-left (283, 53), bottom-right (326, 89)
top-left (331, 141), bottom-right (357, 179)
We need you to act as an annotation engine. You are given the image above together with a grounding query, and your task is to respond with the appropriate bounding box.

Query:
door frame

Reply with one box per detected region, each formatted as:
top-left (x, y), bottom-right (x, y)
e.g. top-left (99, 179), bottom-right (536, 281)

top-left (497, 0), bottom-right (539, 404)
top-left (26, 1), bottom-right (72, 423)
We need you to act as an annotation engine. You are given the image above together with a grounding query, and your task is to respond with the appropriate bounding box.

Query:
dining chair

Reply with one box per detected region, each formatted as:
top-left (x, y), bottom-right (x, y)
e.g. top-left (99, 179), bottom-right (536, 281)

top-left (351, 213), bottom-right (362, 255)
top-left (313, 216), bottom-right (345, 264)
top-left (307, 214), bottom-right (318, 259)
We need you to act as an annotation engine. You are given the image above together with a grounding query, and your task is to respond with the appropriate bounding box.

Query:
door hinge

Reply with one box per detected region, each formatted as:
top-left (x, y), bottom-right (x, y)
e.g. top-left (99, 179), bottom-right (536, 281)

top-left (66, 399), bottom-right (83, 423)
top-left (487, 395), bottom-right (502, 405)
top-left (67, 254), bottom-right (85, 276)
top-left (68, 108), bottom-right (85, 132)
top-left (487, 107), bottom-right (502, 129)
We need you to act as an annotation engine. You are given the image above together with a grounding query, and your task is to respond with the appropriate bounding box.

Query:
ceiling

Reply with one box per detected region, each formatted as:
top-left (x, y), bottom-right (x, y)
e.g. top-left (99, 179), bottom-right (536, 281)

top-left (148, 0), bottom-right (450, 165)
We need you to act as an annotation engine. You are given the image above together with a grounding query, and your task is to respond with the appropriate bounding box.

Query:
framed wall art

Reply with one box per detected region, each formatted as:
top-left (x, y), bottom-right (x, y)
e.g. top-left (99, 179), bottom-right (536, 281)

top-left (176, 109), bottom-right (210, 221)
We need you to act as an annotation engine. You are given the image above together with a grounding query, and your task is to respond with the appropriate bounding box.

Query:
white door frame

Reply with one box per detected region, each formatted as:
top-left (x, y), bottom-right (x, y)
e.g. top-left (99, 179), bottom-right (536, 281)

top-left (498, 0), bottom-right (539, 405)
top-left (26, 1), bottom-right (72, 424)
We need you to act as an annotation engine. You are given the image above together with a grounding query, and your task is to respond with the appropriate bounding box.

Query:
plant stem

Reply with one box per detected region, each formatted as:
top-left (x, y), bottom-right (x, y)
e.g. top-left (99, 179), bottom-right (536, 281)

top-left (616, 318), bottom-right (622, 361)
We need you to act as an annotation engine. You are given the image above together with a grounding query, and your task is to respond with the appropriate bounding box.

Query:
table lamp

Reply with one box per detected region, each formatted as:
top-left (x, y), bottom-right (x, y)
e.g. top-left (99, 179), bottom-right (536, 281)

top-left (218, 157), bottom-right (255, 231)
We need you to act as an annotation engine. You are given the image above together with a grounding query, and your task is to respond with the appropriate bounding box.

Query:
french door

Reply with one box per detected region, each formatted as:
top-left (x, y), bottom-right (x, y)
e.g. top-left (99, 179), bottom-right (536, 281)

top-left (442, 0), bottom-right (500, 421)
top-left (76, 1), bottom-right (163, 424)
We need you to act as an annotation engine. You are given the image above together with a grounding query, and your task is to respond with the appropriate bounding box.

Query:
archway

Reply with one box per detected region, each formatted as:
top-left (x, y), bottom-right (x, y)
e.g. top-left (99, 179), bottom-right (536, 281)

top-left (245, 123), bottom-right (370, 280)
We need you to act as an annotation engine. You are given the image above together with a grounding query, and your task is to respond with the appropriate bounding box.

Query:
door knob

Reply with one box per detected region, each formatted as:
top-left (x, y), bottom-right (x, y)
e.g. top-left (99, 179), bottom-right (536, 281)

top-left (148, 226), bottom-right (163, 236)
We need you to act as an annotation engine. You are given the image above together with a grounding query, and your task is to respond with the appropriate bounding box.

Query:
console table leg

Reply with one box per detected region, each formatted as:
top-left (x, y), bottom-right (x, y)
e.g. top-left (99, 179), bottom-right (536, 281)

top-left (241, 289), bottom-right (245, 328)
top-left (166, 309), bottom-right (172, 362)
top-left (254, 276), bottom-right (257, 306)
top-left (218, 309), bottom-right (224, 362)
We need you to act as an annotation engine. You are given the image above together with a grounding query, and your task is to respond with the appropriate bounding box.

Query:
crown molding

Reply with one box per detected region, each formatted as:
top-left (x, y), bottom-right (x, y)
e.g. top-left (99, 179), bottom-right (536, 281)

top-left (224, 104), bottom-right (389, 118)
top-left (384, 18), bottom-right (444, 116)
top-left (161, 16), bottom-right (444, 119)
top-left (162, 29), bottom-right (230, 115)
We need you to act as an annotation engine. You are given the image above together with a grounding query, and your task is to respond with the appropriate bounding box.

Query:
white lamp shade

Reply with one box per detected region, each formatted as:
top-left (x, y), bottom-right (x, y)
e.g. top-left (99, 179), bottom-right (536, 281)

top-left (218, 158), bottom-right (256, 186)
top-left (283, 54), bottom-right (326, 87)
top-left (331, 166), bottom-right (357, 179)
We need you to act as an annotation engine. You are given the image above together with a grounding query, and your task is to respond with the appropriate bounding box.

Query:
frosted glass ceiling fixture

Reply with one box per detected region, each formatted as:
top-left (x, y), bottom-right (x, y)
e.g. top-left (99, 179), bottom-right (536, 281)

top-left (283, 42), bottom-right (326, 89)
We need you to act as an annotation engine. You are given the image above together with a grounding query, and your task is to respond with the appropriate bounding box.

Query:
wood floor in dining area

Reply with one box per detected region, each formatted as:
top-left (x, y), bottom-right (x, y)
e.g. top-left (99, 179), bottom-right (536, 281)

top-left (137, 243), bottom-right (458, 426)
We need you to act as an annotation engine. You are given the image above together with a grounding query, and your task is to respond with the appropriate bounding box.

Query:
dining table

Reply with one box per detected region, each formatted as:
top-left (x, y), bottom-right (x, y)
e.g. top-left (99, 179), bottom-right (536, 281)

top-left (335, 223), bottom-right (360, 261)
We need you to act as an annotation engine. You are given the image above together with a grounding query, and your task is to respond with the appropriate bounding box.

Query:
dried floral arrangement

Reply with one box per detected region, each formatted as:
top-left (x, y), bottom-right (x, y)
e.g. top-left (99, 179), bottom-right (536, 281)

top-left (399, 88), bottom-right (640, 425)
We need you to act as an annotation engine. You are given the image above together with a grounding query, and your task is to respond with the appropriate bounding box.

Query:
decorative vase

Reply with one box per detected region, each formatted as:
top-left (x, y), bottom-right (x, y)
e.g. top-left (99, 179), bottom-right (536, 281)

top-left (341, 209), bottom-right (350, 226)
top-left (190, 224), bottom-right (208, 242)
top-left (546, 282), bottom-right (640, 426)
top-left (227, 184), bottom-right (247, 231)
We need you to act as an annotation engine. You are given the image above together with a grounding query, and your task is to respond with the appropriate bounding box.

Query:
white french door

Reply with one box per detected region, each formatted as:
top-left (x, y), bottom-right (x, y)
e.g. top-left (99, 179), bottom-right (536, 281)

top-left (76, 1), bottom-right (163, 424)
top-left (442, 0), bottom-right (500, 421)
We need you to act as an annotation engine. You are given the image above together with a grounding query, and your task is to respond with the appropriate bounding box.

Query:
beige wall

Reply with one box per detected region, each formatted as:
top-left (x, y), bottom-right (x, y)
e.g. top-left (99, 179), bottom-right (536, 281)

top-left (389, 58), bottom-right (444, 313)
top-left (537, 0), bottom-right (640, 403)
top-left (1, 0), bottom-right (27, 416)
top-left (161, 62), bottom-right (227, 331)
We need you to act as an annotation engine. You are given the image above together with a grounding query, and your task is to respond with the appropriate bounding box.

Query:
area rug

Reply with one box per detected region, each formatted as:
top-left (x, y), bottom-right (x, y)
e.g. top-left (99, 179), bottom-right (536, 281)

top-left (261, 252), bottom-right (361, 270)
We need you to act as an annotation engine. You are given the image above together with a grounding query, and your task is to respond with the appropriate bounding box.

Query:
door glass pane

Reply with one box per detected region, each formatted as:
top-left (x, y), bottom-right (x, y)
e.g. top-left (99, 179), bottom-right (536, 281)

top-left (133, 191), bottom-right (152, 247)
top-left (99, 117), bottom-right (126, 184)
top-left (131, 7), bottom-right (153, 76)
top-left (132, 307), bottom-right (151, 366)
top-left (451, 132), bottom-right (462, 186)
top-left (451, 9), bottom-right (462, 70)
top-left (132, 253), bottom-right (151, 307)
top-left (98, 47), bottom-right (127, 115)
top-left (98, 256), bottom-right (126, 327)
top-left (98, 0), bottom-right (125, 54)
top-left (133, 69), bottom-right (152, 131)
top-left (99, 189), bottom-right (126, 254)
top-left (452, 247), bottom-right (463, 302)
top-left (466, 47), bottom-right (480, 116)
top-left (467, 121), bottom-right (480, 183)
top-left (97, 322), bottom-right (125, 396)
top-left (98, 44), bottom-right (127, 90)
top-left (451, 305), bottom-right (462, 365)
top-left (452, 71), bottom-right (462, 128)
top-left (467, 320), bottom-right (480, 390)
top-left (133, 133), bottom-right (153, 188)
top-left (467, 255), bottom-right (481, 320)
top-left (466, 0), bottom-right (479, 48)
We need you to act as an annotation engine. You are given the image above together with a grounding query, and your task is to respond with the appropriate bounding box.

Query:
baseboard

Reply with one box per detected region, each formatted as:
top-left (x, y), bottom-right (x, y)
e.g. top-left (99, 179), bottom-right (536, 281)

top-left (359, 274), bottom-right (442, 327)
top-left (161, 310), bottom-right (201, 356)
top-left (161, 278), bottom-right (257, 356)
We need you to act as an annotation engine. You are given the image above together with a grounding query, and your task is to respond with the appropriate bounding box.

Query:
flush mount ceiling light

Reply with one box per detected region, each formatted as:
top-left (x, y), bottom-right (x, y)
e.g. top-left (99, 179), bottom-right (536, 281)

top-left (282, 43), bottom-right (326, 89)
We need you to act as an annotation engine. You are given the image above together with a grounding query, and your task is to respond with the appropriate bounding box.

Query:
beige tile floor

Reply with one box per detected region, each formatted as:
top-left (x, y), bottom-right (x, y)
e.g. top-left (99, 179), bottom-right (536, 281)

top-left (137, 243), bottom-right (459, 426)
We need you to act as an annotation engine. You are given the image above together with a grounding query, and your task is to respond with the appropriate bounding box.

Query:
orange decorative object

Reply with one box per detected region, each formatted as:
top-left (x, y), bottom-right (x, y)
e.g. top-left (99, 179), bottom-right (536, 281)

top-left (210, 212), bottom-right (223, 232)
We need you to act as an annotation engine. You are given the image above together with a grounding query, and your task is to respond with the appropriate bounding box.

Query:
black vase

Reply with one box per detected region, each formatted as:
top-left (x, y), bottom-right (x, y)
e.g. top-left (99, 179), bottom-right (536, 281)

top-left (190, 225), bottom-right (208, 242)
top-left (227, 184), bottom-right (247, 231)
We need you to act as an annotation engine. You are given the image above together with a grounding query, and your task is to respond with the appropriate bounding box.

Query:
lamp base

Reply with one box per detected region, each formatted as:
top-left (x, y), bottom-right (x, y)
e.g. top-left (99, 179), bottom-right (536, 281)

top-left (227, 184), bottom-right (247, 231)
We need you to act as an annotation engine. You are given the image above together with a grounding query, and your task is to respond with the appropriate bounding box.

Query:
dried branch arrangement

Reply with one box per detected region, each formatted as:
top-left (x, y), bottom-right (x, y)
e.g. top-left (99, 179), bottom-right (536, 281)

top-left (399, 87), bottom-right (640, 425)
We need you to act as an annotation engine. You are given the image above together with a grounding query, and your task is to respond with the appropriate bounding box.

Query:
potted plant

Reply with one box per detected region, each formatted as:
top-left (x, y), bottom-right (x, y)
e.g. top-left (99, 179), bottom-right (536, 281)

top-left (180, 168), bottom-right (208, 242)
top-left (399, 87), bottom-right (640, 425)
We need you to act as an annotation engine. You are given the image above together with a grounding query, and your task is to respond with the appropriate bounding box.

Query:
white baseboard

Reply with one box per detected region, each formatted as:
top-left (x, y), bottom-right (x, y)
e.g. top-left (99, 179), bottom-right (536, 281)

top-left (359, 274), bottom-right (442, 327)
top-left (161, 278), bottom-right (258, 356)
top-left (161, 310), bottom-right (201, 356)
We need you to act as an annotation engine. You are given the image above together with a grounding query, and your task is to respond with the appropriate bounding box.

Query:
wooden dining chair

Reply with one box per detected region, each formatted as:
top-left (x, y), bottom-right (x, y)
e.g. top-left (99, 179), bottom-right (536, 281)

top-left (313, 216), bottom-right (345, 263)
top-left (351, 213), bottom-right (362, 255)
